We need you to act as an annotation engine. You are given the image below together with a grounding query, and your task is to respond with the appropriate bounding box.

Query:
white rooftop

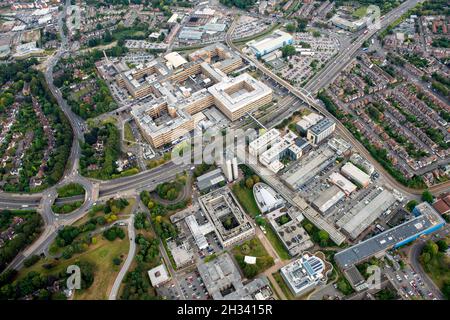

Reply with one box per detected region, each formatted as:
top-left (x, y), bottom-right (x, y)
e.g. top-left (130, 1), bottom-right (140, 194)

top-left (147, 264), bottom-right (170, 287)
top-left (208, 73), bottom-right (272, 113)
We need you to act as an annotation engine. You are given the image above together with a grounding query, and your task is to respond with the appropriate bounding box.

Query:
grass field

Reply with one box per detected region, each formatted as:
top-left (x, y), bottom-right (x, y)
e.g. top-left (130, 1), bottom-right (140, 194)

top-left (231, 183), bottom-right (261, 218)
top-left (264, 222), bottom-right (291, 260)
top-left (123, 122), bottom-right (135, 142)
top-left (422, 238), bottom-right (450, 290)
top-left (74, 236), bottom-right (129, 300)
top-left (353, 6), bottom-right (368, 18)
top-left (17, 236), bottom-right (129, 300)
top-left (232, 237), bottom-right (274, 278)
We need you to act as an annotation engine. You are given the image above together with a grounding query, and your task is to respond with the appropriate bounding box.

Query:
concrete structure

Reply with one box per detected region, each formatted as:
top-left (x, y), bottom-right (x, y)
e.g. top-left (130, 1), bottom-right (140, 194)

top-left (344, 265), bottom-right (369, 292)
top-left (296, 112), bottom-right (323, 133)
top-left (185, 214), bottom-right (213, 250)
top-left (198, 186), bottom-right (255, 248)
top-left (280, 253), bottom-right (330, 296)
top-left (196, 168), bottom-right (226, 192)
top-left (13, 41), bottom-right (44, 58)
top-left (99, 44), bottom-right (264, 148)
top-left (198, 253), bottom-right (272, 300)
top-left (306, 118), bottom-right (336, 145)
top-left (249, 128), bottom-right (280, 157)
top-left (328, 172), bottom-right (357, 195)
top-left (164, 51), bottom-right (188, 69)
top-left (247, 30), bottom-right (293, 58)
top-left (232, 157), bottom-right (239, 180)
top-left (337, 187), bottom-right (396, 239)
top-left (148, 264), bottom-right (171, 288)
top-left (167, 239), bottom-right (195, 269)
top-left (335, 202), bottom-right (445, 269)
top-left (253, 182), bottom-right (285, 214)
top-left (208, 73), bottom-right (273, 121)
top-left (256, 130), bottom-right (301, 173)
top-left (223, 158), bottom-right (234, 182)
top-left (312, 185), bottom-right (345, 213)
top-left (341, 162), bottom-right (371, 187)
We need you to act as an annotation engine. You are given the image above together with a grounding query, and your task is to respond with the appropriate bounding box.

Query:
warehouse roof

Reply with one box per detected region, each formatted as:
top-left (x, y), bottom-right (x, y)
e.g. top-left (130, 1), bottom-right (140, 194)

top-left (335, 202), bottom-right (445, 269)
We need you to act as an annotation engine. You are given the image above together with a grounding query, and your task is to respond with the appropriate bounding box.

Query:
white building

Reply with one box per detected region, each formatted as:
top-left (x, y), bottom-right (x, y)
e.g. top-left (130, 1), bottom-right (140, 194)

top-left (253, 182), bottom-right (285, 213)
top-left (249, 128), bottom-right (281, 157)
top-left (208, 73), bottom-right (273, 121)
top-left (247, 30), bottom-right (293, 58)
top-left (223, 158), bottom-right (234, 182)
top-left (164, 52), bottom-right (188, 69)
top-left (328, 172), bottom-right (357, 195)
top-left (148, 264), bottom-right (171, 288)
top-left (257, 130), bottom-right (299, 173)
top-left (232, 157), bottom-right (239, 180)
top-left (296, 112), bottom-right (323, 133)
top-left (280, 253), bottom-right (329, 296)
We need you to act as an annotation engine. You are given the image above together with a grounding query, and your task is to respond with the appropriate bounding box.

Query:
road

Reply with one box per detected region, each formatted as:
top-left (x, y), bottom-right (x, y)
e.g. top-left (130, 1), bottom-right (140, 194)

top-left (304, 0), bottom-right (426, 94)
top-left (225, 0), bottom-right (450, 197)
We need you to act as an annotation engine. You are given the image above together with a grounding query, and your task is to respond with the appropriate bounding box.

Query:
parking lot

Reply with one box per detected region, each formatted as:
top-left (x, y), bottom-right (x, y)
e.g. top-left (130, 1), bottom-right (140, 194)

top-left (178, 270), bottom-right (209, 300)
top-left (383, 259), bottom-right (437, 300)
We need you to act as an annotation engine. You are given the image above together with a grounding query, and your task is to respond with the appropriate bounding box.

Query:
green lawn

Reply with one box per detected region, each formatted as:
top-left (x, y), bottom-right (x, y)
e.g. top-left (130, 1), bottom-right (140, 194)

top-left (17, 235), bottom-right (129, 300)
top-left (232, 237), bottom-right (274, 279)
top-left (264, 222), bottom-right (291, 260)
top-left (272, 271), bottom-right (294, 300)
top-left (232, 183), bottom-right (261, 218)
top-left (74, 236), bottom-right (130, 300)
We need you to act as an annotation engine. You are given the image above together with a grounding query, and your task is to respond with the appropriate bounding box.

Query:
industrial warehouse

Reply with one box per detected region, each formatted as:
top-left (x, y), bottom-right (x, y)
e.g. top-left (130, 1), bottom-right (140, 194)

top-left (247, 30), bottom-right (293, 58)
top-left (335, 202), bottom-right (446, 270)
top-left (96, 43), bottom-right (272, 148)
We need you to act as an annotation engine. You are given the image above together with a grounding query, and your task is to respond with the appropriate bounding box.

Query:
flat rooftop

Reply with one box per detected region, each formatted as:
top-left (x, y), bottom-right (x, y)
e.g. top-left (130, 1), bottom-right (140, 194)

top-left (198, 253), bottom-right (269, 300)
top-left (337, 188), bottom-right (396, 239)
top-left (198, 186), bottom-right (254, 246)
top-left (208, 73), bottom-right (272, 113)
top-left (335, 202), bottom-right (445, 269)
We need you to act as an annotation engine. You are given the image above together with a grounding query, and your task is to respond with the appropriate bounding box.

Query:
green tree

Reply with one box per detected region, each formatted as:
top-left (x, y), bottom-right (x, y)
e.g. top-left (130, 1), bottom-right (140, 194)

top-left (245, 177), bottom-right (254, 189)
top-left (281, 45), bottom-right (296, 58)
top-left (436, 240), bottom-right (448, 252)
top-left (286, 23), bottom-right (296, 33)
top-left (421, 190), bottom-right (433, 204)
top-left (406, 200), bottom-right (418, 212)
